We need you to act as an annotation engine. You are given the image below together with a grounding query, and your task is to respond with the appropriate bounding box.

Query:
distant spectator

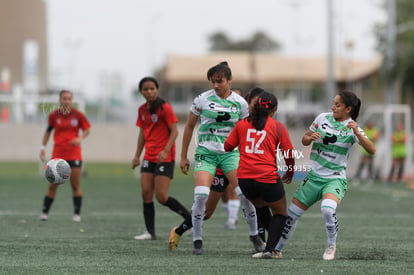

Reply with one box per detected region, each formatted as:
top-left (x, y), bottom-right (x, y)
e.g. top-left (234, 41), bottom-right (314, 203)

top-left (387, 122), bottom-right (407, 184)
top-left (354, 120), bottom-right (380, 181)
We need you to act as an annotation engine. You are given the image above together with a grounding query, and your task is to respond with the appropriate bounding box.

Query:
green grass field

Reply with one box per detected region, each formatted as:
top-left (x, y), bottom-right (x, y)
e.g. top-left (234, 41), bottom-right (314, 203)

top-left (0, 162), bottom-right (413, 274)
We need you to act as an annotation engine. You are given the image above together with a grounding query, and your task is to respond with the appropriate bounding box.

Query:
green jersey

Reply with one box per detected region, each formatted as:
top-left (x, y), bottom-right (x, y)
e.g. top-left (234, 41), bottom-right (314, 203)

top-left (190, 89), bottom-right (249, 154)
top-left (308, 112), bottom-right (366, 179)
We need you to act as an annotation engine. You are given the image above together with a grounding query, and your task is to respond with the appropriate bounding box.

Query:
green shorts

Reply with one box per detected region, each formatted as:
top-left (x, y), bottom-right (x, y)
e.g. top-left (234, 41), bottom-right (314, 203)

top-left (294, 171), bottom-right (347, 207)
top-left (194, 146), bottom-right (239, 176)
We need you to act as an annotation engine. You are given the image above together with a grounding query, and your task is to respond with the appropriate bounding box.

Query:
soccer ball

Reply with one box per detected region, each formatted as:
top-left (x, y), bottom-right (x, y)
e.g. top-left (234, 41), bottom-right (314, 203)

top-left (45, 158), bottom-right (71, 184)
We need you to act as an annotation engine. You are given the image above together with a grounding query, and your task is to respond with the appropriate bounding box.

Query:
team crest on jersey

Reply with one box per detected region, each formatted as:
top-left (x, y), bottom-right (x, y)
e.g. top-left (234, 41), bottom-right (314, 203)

top-left (151, 114), bottom-right (158, 122)
top-left (71, 118), bottom-right (79, 127)
top-left (339, 127), bottom-right (349, 137)
top-left (230, 104), bottom-right (238, 113)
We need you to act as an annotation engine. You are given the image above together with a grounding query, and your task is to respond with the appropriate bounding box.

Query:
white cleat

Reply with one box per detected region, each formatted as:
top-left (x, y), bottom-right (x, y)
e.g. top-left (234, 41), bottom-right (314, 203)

top-left (323, 244), bottom-right (336, 260)
top-left (72, 214), bottom-right (81, 222)
top-left (133, 231), bottom-right (156, 240)
top-left (40, 213), bottom-right (48, 221)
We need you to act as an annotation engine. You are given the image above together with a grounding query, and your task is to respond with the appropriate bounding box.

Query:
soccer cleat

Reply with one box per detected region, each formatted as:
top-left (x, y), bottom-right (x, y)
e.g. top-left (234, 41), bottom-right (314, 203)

top-left (134, 231), bottom-right (156, 240)
top-left (192, 240), bottom-right (203, 255)
top-left (252, 251), bottom-right (282, 259)
top-left (249, 234), bottom-right (266, 252)
top-left (168, 226), bottom-right (181, 251)
top-left (39, 213), bottom-right (48, 221)
top-left (224, 221), bottom-right (236, 230)
top-left (72, 214), bottom-right (81, 222)
top-left (323, 244), bottom-right (336, 260)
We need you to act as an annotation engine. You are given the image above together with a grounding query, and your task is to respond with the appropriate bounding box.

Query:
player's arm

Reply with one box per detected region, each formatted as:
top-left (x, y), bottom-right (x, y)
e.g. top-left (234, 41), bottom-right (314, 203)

top-left (347, 120), bottom-right (376, 155)
top-left (71, 128), bottom-right (90, 146)
top-left (132, 128), bottom-right (145, 169)
top-left (157, 122), bottom-right (178, 163)
top-left (180, 112), bottom-right (198, 175)
top-left (302, 129), bottom-right (321, 146)
top-left (39, 126), bottom-right (53, 162)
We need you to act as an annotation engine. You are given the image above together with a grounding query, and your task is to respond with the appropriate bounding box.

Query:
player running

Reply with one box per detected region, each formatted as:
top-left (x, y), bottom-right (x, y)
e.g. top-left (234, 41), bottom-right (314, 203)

top-left (275, 91), bottom-right (376, 260)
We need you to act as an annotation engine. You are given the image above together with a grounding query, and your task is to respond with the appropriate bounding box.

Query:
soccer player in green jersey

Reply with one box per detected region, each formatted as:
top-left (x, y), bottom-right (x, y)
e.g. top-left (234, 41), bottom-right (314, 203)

top-left (275, 91), bottom-right (376, 260)
top-left (178, 61), bottom-right (264, 255)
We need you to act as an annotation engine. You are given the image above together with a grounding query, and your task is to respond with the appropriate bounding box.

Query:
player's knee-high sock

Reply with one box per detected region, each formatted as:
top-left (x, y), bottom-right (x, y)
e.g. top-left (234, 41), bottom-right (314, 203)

top-left (163, 197), bottom-right (191, 219)
top-left (42, 196), bottom-right (54, 214)
top-left (265, 214), bottom-right (287, 252)
top-left (143, 202), bottom-right (155, 236)
top-left (191, 186), bottom-right (209, 241)
top-left (275, 203), bottom-right (305, 251)
top-left (227, 199), bottom-right (240, 224)
top-left (175, 214), bottom-right (193, 235)
top-left (73, 196), bottom-right (82, 215)
top-left (256, 206), bottom-right (271, 242)
top-left (321, 199), bottom-right (338, 246)
top-left (235, 186), bottom-right (258, 236)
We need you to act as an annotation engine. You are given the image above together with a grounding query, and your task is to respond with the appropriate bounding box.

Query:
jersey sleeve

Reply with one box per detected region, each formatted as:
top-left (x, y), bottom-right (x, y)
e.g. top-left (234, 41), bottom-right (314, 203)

top-left (162, 102), bottom-right (178, 126)
top-left (78, 111), bottom-right (91, 130)
top-left (190, 94), bottom-right (202, 116)
top-left (224, 121), bottom-right (240, 151)
top-left (309, 113), bottom-right (325, 132)
top-left (276, 121), bottom-right (294, 153)
top-left (239, 98), bottom-right (249, 119)
top-left (48, 111), bottom-right (55, 127)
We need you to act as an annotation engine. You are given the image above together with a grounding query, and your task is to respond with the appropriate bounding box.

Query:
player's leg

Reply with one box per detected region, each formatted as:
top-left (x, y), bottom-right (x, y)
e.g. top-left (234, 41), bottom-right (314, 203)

top-left (169, 189), bottom-right (221, 251)
top-left (134, 161), bottom-right (156, 240)
top-left (396, 158), bottom-right (405, 183)
top-left (191, 170), bottom-right (213, 255)
top-left (68, 160), bottom-right (82, 222)
top-left (223, 185), bottom-right (240, 229)
top-left (321, 194), bottom-right (339, 260)
top-left (154, 162), bottom-right (190, 220)
top-left (40, 183), bottom-right (59, 221)
top-left (321, 179), bottom-right (345, 260)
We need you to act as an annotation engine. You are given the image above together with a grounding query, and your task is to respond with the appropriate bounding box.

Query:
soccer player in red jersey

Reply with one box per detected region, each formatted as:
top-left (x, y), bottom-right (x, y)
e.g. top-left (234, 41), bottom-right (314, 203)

top-left (132, 77), bottom-right (190, 240)
top-left (39, 89), bottom-right (91, 222)
top-left (225, 90), bottom-right (295, 259)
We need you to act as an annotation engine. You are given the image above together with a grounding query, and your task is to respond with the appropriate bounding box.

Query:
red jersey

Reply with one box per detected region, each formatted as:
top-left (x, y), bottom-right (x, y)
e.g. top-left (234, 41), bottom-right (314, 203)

top-left (136, 101), bottom-right (178, 162)
top-left (224, 118), bottom-right (294, 183)
top-left (48, 108), bottom-right (91, 160)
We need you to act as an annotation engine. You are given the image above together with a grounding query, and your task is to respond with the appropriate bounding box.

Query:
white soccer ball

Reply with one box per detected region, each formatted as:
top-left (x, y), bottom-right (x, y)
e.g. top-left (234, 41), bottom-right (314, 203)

top-left (45, 158), bottom-right (71, 184)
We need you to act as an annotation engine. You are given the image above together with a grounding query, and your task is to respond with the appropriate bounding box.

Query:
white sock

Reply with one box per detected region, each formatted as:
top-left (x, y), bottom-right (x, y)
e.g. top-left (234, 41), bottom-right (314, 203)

top-left (321, 199), bottom-right (338, 246)
top-left (191, 186), bottom-right (210, 241)
top-left (227, 199), bottom-right (240, 224)
top-left (275, 203), bottom-right (305, 251)
top-left (235, 186), bottom-right (258, 236)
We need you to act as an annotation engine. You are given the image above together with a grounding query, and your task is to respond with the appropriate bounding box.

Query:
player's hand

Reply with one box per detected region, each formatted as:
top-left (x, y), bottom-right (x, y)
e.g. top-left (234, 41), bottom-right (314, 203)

top-left (157, 150), bottom-right (167, 163)
top-left (310, 132), bottom-right (322, 141)
top-left (347, 120), bottom-right (360, 134)
top-left (281, 173), bottom-right (293, 184)
top-left (180, 157), bottom-right (190, 175)
top-left (70, 137), bottom-right (82, 146)
top-left (131, 156), bottom-right (140, 169)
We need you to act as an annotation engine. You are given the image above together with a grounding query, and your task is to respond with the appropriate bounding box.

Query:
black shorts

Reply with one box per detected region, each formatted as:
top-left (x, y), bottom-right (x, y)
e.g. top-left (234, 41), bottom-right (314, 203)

top-left (211, 174), bottom-right (230, 193)
top-left (66, 160), bottom-right (82, 168)
top-left (239, 178), bottom-right (285, 202)
top-left (141, 160), bottom-right (175, 179)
